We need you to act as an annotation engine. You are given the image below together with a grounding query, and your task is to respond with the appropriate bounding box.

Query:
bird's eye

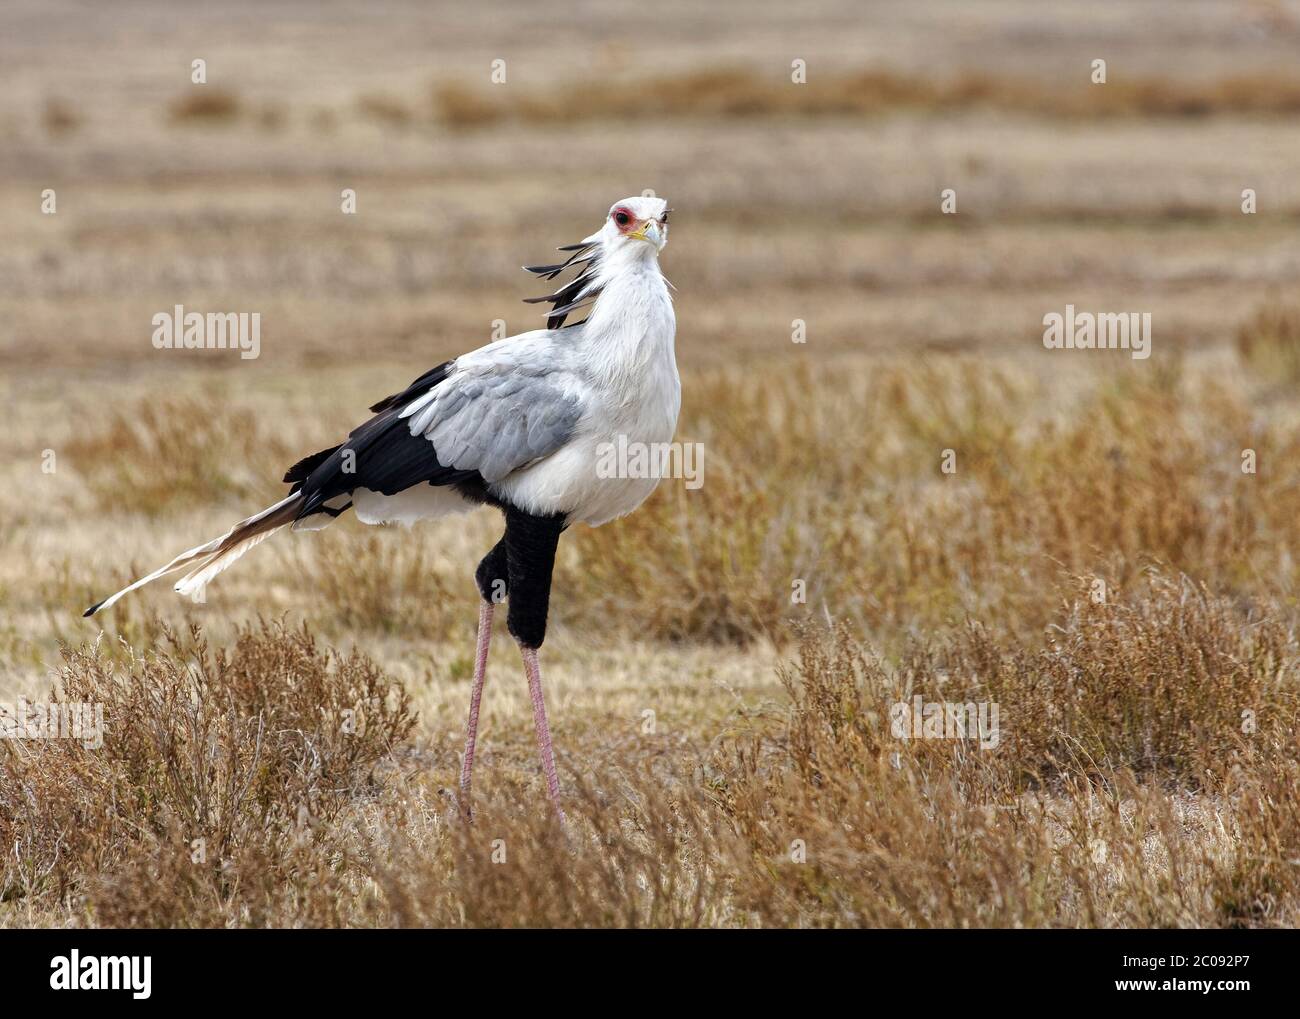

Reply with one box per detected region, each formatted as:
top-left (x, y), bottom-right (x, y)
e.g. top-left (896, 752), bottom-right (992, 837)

top-left (659, 212), bottom-right (669, 224)
top-left (613, 210), bottom-right (631, 227)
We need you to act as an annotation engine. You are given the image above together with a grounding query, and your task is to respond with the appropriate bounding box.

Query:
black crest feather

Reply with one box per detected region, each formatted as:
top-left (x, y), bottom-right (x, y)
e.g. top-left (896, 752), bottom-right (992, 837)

top-left (523, 240), bottom-right (603, 329)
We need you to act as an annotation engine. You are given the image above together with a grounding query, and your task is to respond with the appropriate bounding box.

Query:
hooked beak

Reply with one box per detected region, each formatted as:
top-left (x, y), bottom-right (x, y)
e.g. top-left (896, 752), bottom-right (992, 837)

top-left (630, 219), bottom-right (664, 249)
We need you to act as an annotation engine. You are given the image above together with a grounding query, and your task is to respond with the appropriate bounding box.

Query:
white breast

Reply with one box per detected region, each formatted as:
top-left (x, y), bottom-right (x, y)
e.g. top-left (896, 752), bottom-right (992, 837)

top-left (492, 262), bottom-right (680, 527)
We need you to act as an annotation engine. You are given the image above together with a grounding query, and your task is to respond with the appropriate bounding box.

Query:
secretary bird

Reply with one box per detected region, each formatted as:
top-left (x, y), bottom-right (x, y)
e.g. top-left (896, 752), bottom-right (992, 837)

top-left (84, 195), bottom-right (678, 820)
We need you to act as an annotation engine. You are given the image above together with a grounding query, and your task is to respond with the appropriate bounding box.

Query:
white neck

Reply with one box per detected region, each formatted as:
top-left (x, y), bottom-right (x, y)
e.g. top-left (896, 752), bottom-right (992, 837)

top-left (577, 243), bottom-right (676, 386)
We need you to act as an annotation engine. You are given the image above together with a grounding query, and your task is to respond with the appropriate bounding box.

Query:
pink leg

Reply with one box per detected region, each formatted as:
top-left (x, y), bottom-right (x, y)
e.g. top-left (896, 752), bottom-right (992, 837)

top-left (459, 600), bottom-right (494, 814)
top-left (520, 644), bottom-right (564, 820)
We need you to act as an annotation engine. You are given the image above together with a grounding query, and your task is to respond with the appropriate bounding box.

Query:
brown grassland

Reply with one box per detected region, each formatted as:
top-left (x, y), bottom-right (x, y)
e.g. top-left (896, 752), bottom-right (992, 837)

top-left (4, 0), bottom-right (1300, 927)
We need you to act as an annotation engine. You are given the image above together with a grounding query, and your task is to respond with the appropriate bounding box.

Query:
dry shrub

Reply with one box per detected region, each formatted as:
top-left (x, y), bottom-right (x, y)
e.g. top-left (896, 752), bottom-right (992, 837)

top-left (5, 588), bottom-right (1298, 928)
top-left (0, 621), bottom-right (414, 926)
top-left (915, 573), bottom-right (1298, 785)
top-left (717, 583), bottom-right (1300, 927)
top-left (431, 84), bottom-right (500, 128)
top-left (168, 88), bottom-right (241, 123)
top-left (713, 621), bottom-right (1071, 926)
top-left (434, 68), bottom-right (1300, 128)
top-left (65, 396), bottom-right (290, 516)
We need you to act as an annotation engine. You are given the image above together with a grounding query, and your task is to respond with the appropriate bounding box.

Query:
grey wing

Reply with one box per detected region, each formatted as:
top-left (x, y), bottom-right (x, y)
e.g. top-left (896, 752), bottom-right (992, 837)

top-left (399, 366), bottom-right (585, 483)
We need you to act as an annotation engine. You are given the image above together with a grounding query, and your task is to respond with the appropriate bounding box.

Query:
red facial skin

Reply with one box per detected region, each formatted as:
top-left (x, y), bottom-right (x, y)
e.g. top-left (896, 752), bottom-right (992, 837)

top-left (612, 207), bottom-right (669, 235)
top-left (611, 206), bottom-right (636, 232)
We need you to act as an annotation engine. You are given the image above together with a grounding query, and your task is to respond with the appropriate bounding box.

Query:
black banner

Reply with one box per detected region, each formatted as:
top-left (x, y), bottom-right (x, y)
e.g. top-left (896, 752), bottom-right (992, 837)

top-left (0, 928), bottom-right (1291, 1006)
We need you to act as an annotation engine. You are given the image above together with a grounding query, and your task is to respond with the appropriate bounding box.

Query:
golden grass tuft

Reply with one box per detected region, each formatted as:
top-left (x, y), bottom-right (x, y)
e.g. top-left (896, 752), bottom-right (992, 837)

top-left (1236, 301), bottom-right (1300, 385)
top-left (910, 573), bottom-right (1297, 786)
top-left (0, 620), bottom-right (414, 926)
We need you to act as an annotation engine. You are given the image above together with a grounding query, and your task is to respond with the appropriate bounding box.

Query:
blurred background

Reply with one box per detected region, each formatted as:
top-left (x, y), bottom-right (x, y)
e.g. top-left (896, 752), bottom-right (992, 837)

top-left (7, 0), bottom-right (1300, 375)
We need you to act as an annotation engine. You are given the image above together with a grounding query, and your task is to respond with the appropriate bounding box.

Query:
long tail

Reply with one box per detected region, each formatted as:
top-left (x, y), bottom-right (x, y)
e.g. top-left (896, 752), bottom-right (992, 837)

top-left (82, 493), bottom-right (304, 617)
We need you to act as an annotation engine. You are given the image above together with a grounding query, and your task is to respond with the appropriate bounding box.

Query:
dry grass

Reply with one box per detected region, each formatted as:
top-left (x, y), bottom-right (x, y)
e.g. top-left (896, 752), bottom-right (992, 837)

top-left (0, 621), bottom-right (414, 926)
top-left (292, 528), bottom-right (463, 641)
top-left (5, 576), bottom-right (1298, 927)
top-left (1236, 302), bottom-right (1300, 386)
top-left (10, 322), bottom-right (1300, 929)
top-left (11, 315), bottom-right (1300, 929)
top-left (557, 350), bottom-right (1300, 653)
top-left (63, 397), bottom-right (290, 517)
top-left (700, 581), bottom-right (1297, 927)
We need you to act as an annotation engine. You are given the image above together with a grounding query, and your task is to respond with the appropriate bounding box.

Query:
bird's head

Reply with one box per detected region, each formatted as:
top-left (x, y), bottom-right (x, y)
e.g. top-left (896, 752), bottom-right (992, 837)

top-left (522, 195), bottom-right (671, 328)
top-left (590, 195), bottom-right (670, 256)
